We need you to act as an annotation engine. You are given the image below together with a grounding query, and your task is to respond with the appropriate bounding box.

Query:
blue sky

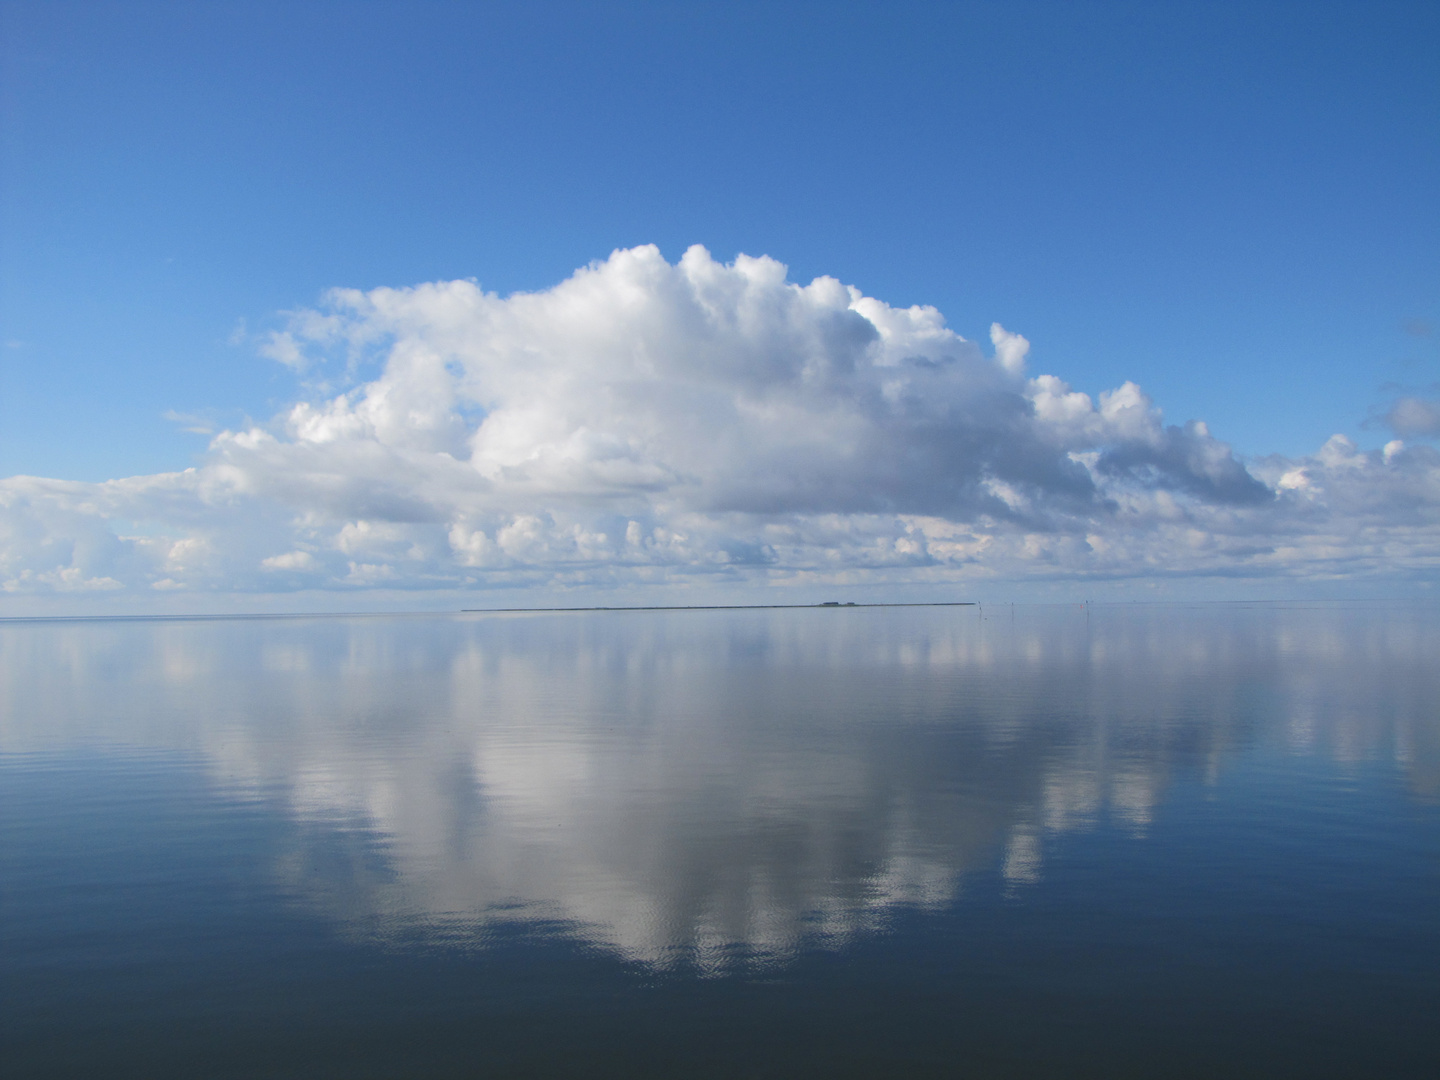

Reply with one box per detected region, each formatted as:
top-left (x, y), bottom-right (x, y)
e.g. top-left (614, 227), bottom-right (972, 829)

top-left (1, 1), bottom-right (1437, 608)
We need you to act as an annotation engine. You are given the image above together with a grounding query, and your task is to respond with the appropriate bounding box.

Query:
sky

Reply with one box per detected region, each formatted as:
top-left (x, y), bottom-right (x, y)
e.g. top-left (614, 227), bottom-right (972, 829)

top-left (1, 0), bottom-right (1437, 612)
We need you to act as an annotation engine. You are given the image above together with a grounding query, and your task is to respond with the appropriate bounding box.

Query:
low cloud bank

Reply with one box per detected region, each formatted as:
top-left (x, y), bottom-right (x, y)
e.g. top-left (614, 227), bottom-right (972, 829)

top-left (4, 245), bottom-right (1438, 601)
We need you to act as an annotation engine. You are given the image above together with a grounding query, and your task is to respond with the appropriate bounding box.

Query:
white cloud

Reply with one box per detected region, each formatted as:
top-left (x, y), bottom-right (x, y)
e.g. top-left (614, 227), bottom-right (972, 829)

top-left (163, 409), bottom-right (217, 435)
top-left (258, 330), bottom-right (309, 371)
top-left (262, 550), bottom-right (318, 572)
top-left (3, 244), bottom-right (1439, 600)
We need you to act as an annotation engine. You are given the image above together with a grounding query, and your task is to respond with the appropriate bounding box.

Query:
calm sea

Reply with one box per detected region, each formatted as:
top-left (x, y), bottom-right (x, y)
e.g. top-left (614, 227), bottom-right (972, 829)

top-left (2, 602), bottom-right (1437, 1078)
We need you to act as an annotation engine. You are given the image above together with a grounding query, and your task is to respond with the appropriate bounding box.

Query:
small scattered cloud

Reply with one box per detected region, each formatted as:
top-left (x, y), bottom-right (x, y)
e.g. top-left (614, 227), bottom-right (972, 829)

top-left (259, 330), bottom-right (309, 371)
top-left (163, 409), bottom-right (217, 435)
top-left (1383, 396), bottom-right (1440, 439)
top-left (261, 550), bottom-right (319, 572)
top-left (1403, 318), bottom-right (1433, 338)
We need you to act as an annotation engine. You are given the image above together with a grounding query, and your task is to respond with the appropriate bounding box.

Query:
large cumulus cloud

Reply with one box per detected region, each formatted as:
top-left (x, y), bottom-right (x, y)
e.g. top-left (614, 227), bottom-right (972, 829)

top-left (3, 245), bottom-right (1438, 598)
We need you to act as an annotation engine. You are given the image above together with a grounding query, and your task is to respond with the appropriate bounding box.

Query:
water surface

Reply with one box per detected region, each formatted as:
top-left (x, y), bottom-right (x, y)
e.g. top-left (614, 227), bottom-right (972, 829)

top-left (2, 603), bottom-right (1438, 1077)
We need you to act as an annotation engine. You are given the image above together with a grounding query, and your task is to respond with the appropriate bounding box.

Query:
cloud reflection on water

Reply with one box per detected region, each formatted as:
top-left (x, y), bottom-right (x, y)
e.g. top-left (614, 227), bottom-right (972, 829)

top-left (2, 603), bottom-right (1436, 969)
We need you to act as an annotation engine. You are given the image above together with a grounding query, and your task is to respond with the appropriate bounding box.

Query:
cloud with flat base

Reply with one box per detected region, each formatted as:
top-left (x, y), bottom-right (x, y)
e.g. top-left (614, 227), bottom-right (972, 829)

top-left (4, 245), bottom-right (1439, 600)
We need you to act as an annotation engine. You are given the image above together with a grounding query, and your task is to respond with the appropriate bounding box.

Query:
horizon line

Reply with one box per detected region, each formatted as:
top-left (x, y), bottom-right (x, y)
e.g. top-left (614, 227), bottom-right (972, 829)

top-left (459, 601), bottom-right (978, 613)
